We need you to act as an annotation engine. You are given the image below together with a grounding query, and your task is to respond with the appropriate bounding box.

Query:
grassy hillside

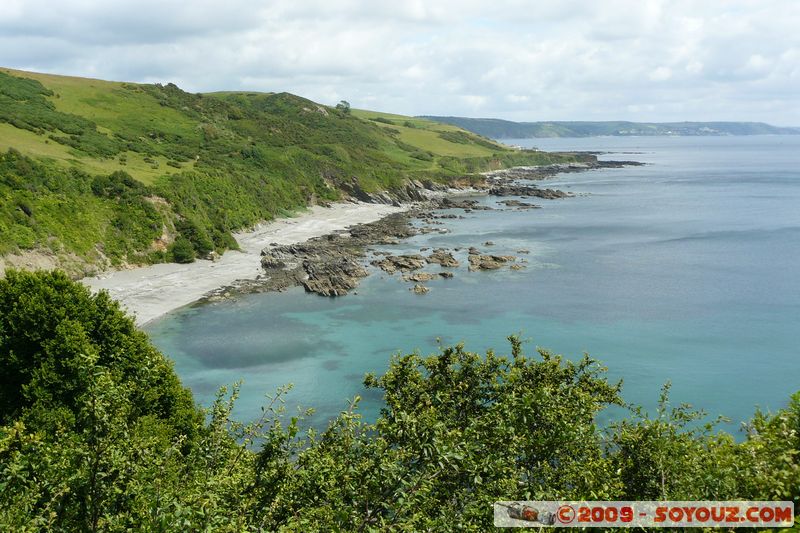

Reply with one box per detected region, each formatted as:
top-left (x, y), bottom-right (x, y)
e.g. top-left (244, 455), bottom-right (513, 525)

top-left (0, 68), bottom-right (582, 275)
top-left (423, 116), bottom-right (800, 139)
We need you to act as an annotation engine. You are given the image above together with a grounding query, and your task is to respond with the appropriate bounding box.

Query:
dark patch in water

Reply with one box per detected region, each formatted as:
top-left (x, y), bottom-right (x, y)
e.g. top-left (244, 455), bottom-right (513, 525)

top-left (321, 359), bottom-right (340, 371)
top-left (180, 336), bottom-right (346, 369)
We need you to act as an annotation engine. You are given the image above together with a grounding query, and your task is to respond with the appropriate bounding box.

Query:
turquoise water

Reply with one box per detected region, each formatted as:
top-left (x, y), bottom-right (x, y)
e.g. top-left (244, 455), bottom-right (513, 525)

top-left (146, 136), bottom-right (800, 434)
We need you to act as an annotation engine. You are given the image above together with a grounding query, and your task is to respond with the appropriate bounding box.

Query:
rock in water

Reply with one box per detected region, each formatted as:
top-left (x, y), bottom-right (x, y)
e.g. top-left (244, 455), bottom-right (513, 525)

top-left (499, 200), bottom-right (542, 209)
top-left (371, 254), bottom-right (427, 274)
top-left (468, 254), bottom-right (516, 271)
top-left (402, 272), bottom-right (436, 282)
top-left (410, 284), bottom-right (430, 294)
top-left (426, 250), bottom-right (459, 267)
top-left (301, 258), bottom-right (368, 297)
top-left (489, 184), bottom-right (571, 199)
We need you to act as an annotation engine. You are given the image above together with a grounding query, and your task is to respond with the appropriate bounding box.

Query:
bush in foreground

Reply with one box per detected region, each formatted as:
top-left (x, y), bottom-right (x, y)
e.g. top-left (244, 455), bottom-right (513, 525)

top-left (0, 270), bottom-right (797, 531)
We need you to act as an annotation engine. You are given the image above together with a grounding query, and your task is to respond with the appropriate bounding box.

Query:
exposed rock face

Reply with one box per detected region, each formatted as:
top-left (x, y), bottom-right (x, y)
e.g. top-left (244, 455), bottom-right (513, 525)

top-left (439, 271), bottom-right (454, 279)
top-left (258, 212), bottom-right (416, 296)
top-left (410, 284), bottom-right (430, 294)
top-left (426, 250), bottom-right (459, 267)
top-left (371, 254), bottom-right (426, 274)
top-left (468, 254), bottom-right (516, 271)
top-left (481, 161), bottom-right (641, 184)
top-left (500, 199), bottom-right (541, 209)
top-left (333, 176), bottom-right (451, 205)
top-left (440, 197), bottom-right (493, 211)
top-left (301, 258), bottom-right (368, 296)
top-left (402, 272), bottom-right (436, 282)
top-left (489, 184), bottom-right (571, 199)
top-left (260, 255), bottom-right (286, 269)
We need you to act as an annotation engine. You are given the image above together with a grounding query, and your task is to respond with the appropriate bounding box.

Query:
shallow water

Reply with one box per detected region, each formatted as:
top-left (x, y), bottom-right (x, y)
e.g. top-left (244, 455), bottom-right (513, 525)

top-left (147, 135), bottom-right (800, 434)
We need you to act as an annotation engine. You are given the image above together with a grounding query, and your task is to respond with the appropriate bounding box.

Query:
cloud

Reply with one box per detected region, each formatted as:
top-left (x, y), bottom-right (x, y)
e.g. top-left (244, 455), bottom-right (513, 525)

top-left (1, 0), bottom-right (798, 125)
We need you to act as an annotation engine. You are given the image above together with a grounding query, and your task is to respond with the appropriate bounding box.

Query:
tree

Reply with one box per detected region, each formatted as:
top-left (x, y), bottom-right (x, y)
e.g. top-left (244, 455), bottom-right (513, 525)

top-left (0, 269), bottom-right (200, 434)
top-left (335, 100), bottom-right (351, 114)
top-left (0, 270), bottom-right (211, 531)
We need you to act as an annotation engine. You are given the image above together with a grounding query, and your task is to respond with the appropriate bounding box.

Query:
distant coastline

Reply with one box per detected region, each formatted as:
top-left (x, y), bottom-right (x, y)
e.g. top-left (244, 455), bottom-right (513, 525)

top-left (421, 116), bottom-right (800, 139)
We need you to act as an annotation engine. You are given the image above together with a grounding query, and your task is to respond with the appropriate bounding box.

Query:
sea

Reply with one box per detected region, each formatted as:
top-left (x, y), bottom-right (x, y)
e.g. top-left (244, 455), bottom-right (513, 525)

top-left (146, 135), bottom-right (800, 435)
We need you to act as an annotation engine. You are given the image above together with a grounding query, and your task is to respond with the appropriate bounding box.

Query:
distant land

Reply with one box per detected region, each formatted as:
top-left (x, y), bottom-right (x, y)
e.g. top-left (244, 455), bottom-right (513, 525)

top-left (421, 117), bottom-right (800, 139)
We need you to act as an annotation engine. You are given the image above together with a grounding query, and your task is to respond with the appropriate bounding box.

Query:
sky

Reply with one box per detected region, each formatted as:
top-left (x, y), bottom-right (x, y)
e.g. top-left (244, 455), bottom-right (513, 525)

top-left (1, 0), bottom-right (798, 125)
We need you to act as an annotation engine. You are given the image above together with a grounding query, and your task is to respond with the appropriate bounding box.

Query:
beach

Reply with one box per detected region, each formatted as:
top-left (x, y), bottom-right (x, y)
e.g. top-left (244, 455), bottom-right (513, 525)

top-left (81, 202), bottom-right (404, 326)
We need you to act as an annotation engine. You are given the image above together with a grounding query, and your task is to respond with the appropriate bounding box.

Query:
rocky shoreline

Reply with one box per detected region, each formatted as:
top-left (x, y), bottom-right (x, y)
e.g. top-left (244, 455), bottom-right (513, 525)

top-left (204, 160), bottom-right (643, 301)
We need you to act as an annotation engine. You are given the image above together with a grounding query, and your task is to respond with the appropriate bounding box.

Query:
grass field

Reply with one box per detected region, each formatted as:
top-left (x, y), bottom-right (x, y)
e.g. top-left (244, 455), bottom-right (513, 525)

top-left (0, 121), bottom-right (190, 185)
top-left (352, 109), bottom-right (506, 159)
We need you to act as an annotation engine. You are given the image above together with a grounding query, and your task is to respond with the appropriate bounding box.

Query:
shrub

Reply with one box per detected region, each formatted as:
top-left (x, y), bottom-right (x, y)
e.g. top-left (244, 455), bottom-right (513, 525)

top-left (169, 236), bottom-right (196, 263)
top-left (0, 270), bottom-right (199, 434)
top-left (0, 274), bottom-right (797, 532)
top-left (411, 150), bottom-right (434, 161)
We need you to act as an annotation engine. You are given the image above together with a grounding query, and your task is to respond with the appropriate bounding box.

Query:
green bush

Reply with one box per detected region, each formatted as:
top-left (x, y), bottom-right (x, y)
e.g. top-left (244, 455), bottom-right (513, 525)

top-left (411, 150), bottom-right (434, 161)
top-left (0, 274), bottom-right (797, 530)
top-left (0, 270), bottom-right (200, 433)
top-left (169, 236), bottom-right (196, 263)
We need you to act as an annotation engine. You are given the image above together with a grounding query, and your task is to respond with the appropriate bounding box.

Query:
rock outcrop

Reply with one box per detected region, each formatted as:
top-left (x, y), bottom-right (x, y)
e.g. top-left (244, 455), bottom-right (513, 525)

top-left (371, 254), bottom-right (426, 274)
top-left (301, 258), bottom-right (368, 296)
top-left (468, 254), bottom-right (516, 271)
top-left (402, 272), bottom-right (436, 283)
top-left (440, 197), bottom-right (493, 211)
top-left (426, 250), bottom-right (459, 267)
top-left (258, 212), bottom-right (416, 296)
top-left (489, 184), bottom-right (571, 199)
top-left (499, 199), bottom-right (541, 209)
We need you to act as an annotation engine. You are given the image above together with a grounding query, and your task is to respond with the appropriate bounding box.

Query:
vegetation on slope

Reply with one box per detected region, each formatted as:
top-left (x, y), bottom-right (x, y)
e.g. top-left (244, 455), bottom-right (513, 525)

top-left (0, 271), bottom-right (797, 531)
top-left (423, 116), bottom-right (800, 139)
top-left (0, 68), bottom-right (583, 275)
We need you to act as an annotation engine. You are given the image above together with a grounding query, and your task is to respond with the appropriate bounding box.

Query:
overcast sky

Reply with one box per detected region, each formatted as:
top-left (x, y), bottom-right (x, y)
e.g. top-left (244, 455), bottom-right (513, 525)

top-left (2, 0), bottom-right (798, 125)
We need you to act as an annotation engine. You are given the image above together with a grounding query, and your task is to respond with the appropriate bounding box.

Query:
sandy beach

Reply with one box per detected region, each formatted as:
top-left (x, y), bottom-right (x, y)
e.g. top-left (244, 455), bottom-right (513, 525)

top-left (81, 202), bottom-right (404, 326)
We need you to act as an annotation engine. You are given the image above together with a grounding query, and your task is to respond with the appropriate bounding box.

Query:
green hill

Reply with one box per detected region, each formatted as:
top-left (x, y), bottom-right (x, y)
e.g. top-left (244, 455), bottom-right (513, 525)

top-left (0, 68), bottom-right (581, 276)
top-left (422, 116), bottom-right (800, 139)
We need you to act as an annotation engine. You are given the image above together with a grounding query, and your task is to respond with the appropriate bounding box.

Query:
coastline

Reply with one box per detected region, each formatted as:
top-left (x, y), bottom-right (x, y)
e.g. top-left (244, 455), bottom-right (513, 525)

top-left (80, 160), bottom-right (639, 327)
top-left (81, 202), bottom-right (405, 326)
